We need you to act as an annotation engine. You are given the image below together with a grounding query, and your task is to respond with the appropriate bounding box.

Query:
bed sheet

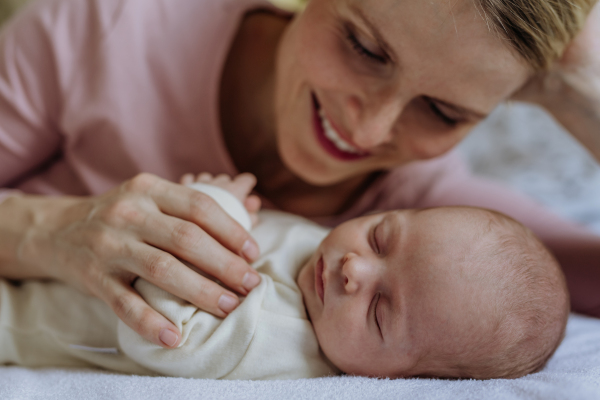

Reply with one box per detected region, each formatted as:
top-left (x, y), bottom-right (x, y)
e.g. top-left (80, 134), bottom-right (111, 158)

top-left (1, 103), bottom-right (600, 399)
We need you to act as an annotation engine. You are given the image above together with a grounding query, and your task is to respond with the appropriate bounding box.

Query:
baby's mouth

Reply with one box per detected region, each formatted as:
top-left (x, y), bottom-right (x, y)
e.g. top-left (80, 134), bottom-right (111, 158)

top-left (315, 256), bottom-right (325, 305)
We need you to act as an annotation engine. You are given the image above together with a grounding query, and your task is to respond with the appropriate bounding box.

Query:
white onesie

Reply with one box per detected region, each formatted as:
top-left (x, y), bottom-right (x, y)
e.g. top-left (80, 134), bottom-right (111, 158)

top-left (0, 184), bottom-right (338, 379)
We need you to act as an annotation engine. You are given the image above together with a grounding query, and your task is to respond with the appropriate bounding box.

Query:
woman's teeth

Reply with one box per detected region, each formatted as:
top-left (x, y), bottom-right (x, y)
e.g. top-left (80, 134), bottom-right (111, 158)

top-left (318, 109), bottom-right (363, 155)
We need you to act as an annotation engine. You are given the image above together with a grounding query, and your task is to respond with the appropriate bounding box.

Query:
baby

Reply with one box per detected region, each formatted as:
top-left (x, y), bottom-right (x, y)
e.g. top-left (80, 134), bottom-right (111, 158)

top-left (297, 203), bottom-right (569, 379)
top-left (0, 174), bottom-right (569, 380)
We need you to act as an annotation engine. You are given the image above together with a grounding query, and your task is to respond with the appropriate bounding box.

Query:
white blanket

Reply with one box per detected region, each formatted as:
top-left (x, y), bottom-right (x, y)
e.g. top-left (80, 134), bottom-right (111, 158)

top-left (1, 103), bottom-right (600, 399)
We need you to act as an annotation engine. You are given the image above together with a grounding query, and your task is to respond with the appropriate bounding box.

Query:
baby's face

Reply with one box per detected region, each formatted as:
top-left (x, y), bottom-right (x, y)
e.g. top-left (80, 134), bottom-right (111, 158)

top-left (297, 208), bottom-right (497, 377)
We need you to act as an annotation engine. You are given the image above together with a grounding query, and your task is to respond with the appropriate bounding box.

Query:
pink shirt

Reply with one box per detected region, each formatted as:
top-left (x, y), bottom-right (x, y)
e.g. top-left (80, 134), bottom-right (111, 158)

top-left (0, 0), bottom-right (571, 231)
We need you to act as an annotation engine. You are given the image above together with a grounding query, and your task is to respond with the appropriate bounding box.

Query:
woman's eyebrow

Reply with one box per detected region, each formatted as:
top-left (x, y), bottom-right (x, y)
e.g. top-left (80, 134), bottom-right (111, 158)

top-left (348, 5), bottom-right (397, 63)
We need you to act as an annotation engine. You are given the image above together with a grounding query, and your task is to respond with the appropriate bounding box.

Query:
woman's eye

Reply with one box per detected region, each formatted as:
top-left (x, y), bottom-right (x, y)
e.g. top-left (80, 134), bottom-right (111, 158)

top-left (347, 31), bottom-right (387, 64)
top-left (426, 98), bottom-right (460, 127)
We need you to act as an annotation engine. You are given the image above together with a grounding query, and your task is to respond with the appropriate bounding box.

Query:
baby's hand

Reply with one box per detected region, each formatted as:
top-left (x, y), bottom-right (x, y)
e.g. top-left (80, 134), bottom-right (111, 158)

top-left (180, 173), bottom-right (261, 226)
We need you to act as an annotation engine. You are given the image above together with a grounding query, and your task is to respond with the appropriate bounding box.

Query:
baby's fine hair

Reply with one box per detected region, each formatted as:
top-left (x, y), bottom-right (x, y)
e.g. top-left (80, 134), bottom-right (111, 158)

top-left (448, 209), bottom-right (569, 379)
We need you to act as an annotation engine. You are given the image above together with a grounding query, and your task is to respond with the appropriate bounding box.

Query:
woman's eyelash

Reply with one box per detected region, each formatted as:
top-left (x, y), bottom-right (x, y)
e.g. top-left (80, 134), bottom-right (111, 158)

top-left (427, 99), bottom-right (460, 126)
top-left (346, 31), bottom-right (387, 64)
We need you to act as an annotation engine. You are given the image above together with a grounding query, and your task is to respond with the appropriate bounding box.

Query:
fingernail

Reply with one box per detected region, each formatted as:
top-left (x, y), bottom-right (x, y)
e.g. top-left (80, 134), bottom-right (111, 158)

top-left (242, 240), bottom-right (259, 261)
top-left (218, 294), bottom-right (239, 314)
top-left (242, 272), bottom-right (261, 291)
top-left (159, 329), bottom-right (179, 347)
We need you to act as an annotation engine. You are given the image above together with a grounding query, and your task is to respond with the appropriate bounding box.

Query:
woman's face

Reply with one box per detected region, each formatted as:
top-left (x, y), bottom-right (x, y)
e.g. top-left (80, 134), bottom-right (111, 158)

top-left (274, 0), bottom-right (531, 186)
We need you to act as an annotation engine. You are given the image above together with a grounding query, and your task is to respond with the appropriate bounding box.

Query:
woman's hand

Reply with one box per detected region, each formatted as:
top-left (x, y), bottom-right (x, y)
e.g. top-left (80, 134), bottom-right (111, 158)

top-left (512, 2), bottom-right (600, 162)
top-left (10, 173), bottom-right (262, 348)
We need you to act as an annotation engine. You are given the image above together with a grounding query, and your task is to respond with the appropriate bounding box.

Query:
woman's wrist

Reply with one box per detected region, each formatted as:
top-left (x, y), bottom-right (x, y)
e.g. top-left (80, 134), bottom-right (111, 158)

top-left (539, 66), bottom-right (600, 113)
top-left (0, 194), bottom-right (84, 281)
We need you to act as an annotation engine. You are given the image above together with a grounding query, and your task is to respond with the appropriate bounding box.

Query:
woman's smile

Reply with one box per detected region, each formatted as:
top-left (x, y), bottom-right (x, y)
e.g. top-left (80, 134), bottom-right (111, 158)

top-left (312, 95), bottom-right (370, 161)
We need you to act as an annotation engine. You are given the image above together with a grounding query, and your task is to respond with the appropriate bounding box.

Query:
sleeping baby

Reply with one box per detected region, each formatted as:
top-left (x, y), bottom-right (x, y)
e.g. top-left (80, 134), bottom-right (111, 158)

top-left (0, 173), bottom-right (569, 380)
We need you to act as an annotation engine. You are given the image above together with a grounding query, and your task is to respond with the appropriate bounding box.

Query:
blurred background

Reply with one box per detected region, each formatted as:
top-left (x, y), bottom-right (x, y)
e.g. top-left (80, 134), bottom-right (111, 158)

top-left (460, 103), bottom-right (600, 234)
top-left (0, 0), bottom-right (598, 233)
top-left (0, 0), bottom-right (28, 26)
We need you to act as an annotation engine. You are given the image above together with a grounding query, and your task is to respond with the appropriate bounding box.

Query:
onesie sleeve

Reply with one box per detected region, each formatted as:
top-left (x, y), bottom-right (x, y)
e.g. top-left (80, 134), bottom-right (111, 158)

top-left (0, 0), bottom-right (124, 196)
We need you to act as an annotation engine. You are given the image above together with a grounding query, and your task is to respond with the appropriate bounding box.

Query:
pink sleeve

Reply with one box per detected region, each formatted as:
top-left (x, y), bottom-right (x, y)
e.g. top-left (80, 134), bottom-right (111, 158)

top-left (0, 0), bottom-right (123, 190)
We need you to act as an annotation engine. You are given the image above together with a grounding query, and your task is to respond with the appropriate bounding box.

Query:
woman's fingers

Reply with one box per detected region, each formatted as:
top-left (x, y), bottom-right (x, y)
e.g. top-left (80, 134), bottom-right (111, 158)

top-left (127, 241), bottom-right (241, 317)
top-left (139, 212), bottom-right (259, 296)
top-left (107, 174), bottom-right (260, 321)
top-left (139, 176), bottom-right (260, 262)
top-left (105, 279), bottom-right (182, 348)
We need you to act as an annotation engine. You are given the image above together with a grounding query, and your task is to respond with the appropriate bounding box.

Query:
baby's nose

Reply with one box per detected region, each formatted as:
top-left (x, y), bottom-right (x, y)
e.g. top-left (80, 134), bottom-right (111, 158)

top-left (341, 253), bottom-right (369, 294)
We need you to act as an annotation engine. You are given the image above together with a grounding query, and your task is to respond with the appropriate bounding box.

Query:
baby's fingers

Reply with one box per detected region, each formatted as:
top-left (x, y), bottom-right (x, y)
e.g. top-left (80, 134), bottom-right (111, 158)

top-left (231, 173), bottom-right (257, 197)
top-left (179, 174), bottom-right (194, 185)
top-left (106, 280), bottom-right (181, 348)
top-left (195, 173), bottom-right (214, 183)
top-left (244, 195), bottom-right (261, 214)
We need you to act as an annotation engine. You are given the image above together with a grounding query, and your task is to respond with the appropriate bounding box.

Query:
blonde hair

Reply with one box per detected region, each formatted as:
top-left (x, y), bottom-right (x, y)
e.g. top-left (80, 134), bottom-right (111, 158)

top-left (478, 0), bottom-right (598, 70)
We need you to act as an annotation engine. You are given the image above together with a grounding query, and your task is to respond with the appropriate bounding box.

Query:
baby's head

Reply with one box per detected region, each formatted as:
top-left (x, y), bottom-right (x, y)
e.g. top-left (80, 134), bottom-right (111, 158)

top-left (297, 206), bottom-right (569, 379)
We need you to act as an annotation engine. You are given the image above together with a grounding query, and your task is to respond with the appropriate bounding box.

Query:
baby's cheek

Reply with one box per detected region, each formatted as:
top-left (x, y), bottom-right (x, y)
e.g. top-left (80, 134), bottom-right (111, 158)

top-left (312, 314), bottom-right (356, 369)
top-left (313, 321), bottom-right (344, 366)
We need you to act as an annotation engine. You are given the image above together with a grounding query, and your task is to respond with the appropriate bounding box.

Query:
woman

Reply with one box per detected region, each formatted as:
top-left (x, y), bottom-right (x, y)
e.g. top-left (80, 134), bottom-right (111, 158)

top-left (0, 0), bottom-right (598, 350)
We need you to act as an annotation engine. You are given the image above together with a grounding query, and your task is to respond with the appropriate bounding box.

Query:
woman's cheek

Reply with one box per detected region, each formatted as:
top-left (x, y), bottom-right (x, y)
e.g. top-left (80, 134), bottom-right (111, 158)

top-left (294, 12), bottom-right (352, 91)
top-left (391, 102), bottom-right (472, 161)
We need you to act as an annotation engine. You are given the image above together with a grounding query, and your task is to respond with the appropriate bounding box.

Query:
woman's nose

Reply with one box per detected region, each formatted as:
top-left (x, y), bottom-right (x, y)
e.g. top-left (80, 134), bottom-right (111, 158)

top-left (341, 253), bottom-right (372, 294)
top-left (345, 94), bottom-right (404, 149)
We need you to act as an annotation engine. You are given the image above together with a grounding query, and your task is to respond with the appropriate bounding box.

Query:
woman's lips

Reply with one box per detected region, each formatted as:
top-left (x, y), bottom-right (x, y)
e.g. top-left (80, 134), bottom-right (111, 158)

top-left (312, 95), bottom-right (370, 162)
top-left (315, 256), bottom-right (325, 304)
